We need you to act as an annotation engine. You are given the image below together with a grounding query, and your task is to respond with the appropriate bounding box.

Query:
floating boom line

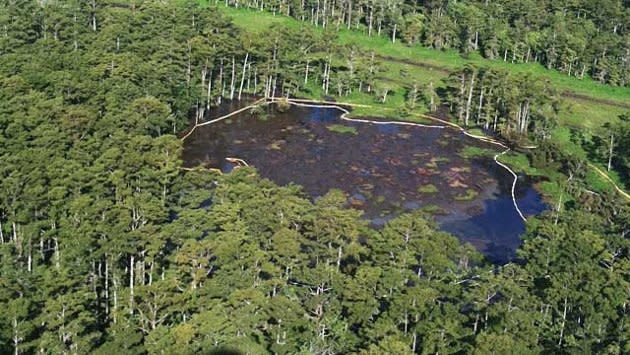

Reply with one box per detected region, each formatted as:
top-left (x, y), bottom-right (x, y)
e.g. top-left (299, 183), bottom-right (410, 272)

top-left (182, 96), bottom-right (530, 221)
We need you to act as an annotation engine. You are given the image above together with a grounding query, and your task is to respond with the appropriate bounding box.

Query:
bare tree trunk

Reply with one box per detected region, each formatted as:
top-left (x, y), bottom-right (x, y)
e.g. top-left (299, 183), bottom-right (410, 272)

top-left (608, 134), bottom-right (614, 171)
top-left (105, 256), bottom-right (110, 317)
top-left (336, 246), bottom-right (342, 270)
top-left (207, 70), bottom-right (213, 109)
top-left (409, 84), bottom-right (418, 108)
top-left (238, 53), bottom-right (249, 100)
top-left (477, 86), bottom-right (484, 125)
top-left (412, 333), bottom-right (417, 353)
top-left (91, 0), bottom-right (97, 32)
top-left (347, 0), bottom-right (352, 29)
top-left (229, 56), bottom-right (236, 100)
top-left (368, 8), bottom-right (373, 36)
top-left (474, 31), bottom-right (479, 50)
top-left (272, 76), bottom-right (278, 98)
top-left (555, 189), bottom-right (564, 225)
top-left (112, 273), bottom-right (118, 323)
top-left (392, 23), bottom-right (397, 43)
top-left (27, 238), bottom-right (31, 272)
top-left (148, 262), bottom-right (153, 286)
top-left (13, 317), bottom-right (20, 355)
top-left (465, 72), bottom-right (475, 126)
top-left (331, 0), bottom-right (336, 24)
top-left (558, 296), bottom-right (568, 346)
top-left (403, 310), bottom-right (408, 334)
top-left (129, 255), bottom-right (134, 315)
top-left (519, 101), bottom-right (530, 134)
top-left (53, 236), bottom-right (60, 269)
top-left (526, 47), bottom-right (531, 63)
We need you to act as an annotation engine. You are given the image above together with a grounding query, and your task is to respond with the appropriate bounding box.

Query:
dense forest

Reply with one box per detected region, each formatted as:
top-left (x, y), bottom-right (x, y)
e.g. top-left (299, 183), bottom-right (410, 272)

top-left (223, 0), bottom-right (630, 87)
top-left (1, 1), bottom-right (629, 354)
top-left (442, 65), bottom-right (560, 140)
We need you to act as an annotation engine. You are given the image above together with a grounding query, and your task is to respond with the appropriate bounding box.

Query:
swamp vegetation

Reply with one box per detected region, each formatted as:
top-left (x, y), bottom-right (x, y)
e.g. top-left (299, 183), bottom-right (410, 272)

top-left (183, 100), bottom-right (546, 263)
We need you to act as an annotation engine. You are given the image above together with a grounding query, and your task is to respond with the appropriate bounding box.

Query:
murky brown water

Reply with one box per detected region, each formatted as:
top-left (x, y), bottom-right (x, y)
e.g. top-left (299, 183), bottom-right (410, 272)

top-left (183, 100), bottom-right (546, 263)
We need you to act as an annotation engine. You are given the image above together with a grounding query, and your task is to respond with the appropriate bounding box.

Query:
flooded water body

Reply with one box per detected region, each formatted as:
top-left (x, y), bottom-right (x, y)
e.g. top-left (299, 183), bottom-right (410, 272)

top-left (183, 100), bottom-right (546, 263)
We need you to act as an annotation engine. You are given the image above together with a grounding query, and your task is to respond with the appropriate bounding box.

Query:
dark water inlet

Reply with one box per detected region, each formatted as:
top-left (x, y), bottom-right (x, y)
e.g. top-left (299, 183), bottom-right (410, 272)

top-left (183, 100), bottom-right (546, 263)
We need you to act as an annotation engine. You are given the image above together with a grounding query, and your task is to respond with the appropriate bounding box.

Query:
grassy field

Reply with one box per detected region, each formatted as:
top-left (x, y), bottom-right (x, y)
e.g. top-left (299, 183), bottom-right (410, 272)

top-left (196, 1), bottom-right (630, 196)
top-left (213, 4), bottom-right (630, 129)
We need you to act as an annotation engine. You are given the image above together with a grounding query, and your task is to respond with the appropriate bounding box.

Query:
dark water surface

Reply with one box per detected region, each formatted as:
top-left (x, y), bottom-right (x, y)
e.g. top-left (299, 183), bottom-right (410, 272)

top-left (183, 100), bottom-right (546, 263)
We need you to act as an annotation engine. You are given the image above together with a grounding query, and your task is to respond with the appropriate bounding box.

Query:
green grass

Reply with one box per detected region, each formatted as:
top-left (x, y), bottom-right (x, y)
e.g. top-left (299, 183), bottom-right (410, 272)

top-left (560, 98), bottom-right (628, 129)
top-left (552, 126), bottom-right (588, 159)
top-left (459, 146), bottom-right (495, 159)
top-left (538, 180), bottom-right (567, 205)
top-left (584, 169), bottom-right (615, 193)
top-left (497, 153), bottom-right (542, 177)
top-left (210, 3), bottom-right (630, 132)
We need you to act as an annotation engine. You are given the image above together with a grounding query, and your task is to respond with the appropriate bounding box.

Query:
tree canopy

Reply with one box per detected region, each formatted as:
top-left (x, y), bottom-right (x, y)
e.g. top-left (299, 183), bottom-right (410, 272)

top-left (0, 1), bottom-right (628, 354)
top-left (220, 0), bottom-right (630, 87)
